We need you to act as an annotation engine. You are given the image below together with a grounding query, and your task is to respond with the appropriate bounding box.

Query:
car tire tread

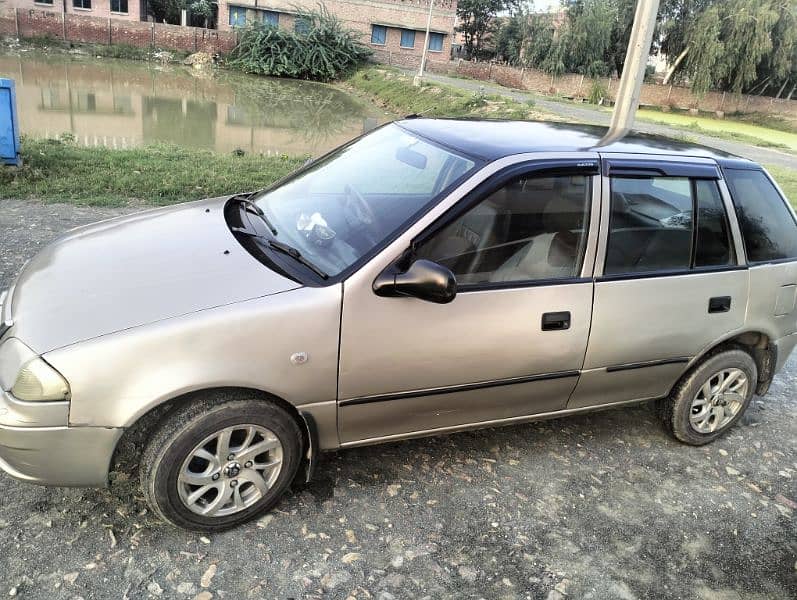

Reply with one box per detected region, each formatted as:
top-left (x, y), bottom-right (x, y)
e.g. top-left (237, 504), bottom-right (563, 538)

top-left (660, 348), bottom-right (757, 446)
top-left (139, 392), bottom-right (302, 532)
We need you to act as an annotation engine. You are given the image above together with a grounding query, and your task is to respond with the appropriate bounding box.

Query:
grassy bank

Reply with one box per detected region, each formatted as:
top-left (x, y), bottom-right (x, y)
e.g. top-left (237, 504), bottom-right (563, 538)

top-left (765, 165), bottom-right (797, 206)
top-left (346, 67), bottom-right (555, 121)
top-left (5, 36), bottom-right (190, 62)
top-left (0, 138), bottom-right (304, 206)
top-left (637, 109), bottom-right (797, 153)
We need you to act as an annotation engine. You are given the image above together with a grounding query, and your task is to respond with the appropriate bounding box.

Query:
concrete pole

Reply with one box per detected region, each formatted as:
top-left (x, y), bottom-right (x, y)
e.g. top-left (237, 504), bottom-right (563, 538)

top-left (598, 0), bottom-right (660, 146)
top-left (413, 0), bottom-right (435, 87)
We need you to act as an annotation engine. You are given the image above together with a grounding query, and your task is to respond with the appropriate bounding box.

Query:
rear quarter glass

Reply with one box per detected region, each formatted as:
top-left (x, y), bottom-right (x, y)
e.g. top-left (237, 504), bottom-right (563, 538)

top-left (724, 169), bottom-right (797, 264)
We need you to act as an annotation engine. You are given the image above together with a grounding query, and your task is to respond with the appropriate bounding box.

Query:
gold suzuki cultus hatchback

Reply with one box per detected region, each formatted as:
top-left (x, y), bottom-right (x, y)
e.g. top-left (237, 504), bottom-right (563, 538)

top-left (2, 120), bottom-right (796, 530)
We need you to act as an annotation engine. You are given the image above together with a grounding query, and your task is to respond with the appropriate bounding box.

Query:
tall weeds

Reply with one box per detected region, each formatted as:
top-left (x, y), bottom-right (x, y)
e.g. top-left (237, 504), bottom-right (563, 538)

top-left (227, 5), bottom-right (371, 81)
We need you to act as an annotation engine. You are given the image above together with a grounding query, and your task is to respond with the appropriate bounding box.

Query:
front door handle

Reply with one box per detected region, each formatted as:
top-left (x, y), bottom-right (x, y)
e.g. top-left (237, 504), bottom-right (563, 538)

top-left (708, 296), bottom-right (732, 313)
top-left (542, 311), bottom-right (571, 331)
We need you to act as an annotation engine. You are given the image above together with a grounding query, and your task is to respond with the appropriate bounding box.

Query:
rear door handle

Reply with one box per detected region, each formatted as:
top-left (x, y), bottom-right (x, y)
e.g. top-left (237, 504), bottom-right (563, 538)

top-left (542, 311), bottom-right (571, 331)
top-left (708, 296), bottom-right (731, 313)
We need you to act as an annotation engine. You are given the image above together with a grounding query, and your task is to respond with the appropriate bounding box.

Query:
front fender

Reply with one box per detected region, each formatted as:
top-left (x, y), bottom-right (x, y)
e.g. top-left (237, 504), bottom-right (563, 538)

top-left (44, 286), bottom-right (342, 437)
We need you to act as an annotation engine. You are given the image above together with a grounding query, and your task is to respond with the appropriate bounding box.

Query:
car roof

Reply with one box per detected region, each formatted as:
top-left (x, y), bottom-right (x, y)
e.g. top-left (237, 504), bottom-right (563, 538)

top-left (398, 118), bottom-right (757, 168)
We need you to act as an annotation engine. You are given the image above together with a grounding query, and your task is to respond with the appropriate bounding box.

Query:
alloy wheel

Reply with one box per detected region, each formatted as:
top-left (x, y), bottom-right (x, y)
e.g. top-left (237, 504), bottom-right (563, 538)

top-left (177, 424), bottom-right (283, 517)
top-left (689, 368), bottom-right (749, 434)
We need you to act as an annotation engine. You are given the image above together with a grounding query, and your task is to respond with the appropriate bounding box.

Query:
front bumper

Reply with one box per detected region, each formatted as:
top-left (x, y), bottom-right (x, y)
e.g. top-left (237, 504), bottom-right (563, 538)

top-left (0, 389), bottom-right (122, 487)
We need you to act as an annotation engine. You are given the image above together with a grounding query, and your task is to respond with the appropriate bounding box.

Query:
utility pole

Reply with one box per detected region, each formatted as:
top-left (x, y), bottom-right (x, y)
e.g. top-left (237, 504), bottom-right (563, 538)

top-left (413, 0), bottom-right (435, 87)
top-left (598, 0), bottom-right (660, 145)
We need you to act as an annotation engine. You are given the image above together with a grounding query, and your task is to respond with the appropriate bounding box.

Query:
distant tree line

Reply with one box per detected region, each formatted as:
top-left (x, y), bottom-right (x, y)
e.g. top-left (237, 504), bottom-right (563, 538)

top-left (459, 0), bottom-right (797, 98)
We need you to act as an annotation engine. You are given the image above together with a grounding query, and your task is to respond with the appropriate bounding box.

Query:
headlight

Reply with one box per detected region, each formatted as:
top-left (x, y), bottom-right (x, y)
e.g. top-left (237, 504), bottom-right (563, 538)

top-left (11, 358), bottom-right (70, 402)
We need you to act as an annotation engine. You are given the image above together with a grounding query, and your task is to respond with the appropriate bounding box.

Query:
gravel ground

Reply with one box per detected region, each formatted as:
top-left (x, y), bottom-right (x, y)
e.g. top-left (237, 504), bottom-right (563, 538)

top-left (0, 199), bottom-right (795, 600)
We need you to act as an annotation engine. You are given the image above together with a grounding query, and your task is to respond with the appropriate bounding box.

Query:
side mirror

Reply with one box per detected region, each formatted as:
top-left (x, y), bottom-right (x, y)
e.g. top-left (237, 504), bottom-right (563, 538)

top-left (373, 259), bottom-right (457, 304)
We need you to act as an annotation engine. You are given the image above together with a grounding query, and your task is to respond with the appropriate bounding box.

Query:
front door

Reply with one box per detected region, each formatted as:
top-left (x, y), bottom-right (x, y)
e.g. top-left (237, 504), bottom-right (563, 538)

top-left (338, 161), bottom-right (600, 444)
top-left (568, 158), bottom-right (750, 408)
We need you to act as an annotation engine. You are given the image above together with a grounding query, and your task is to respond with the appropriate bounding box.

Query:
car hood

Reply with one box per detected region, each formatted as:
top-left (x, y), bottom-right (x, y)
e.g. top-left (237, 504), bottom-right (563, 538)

top-left (9, 197), bottom-right (301, 354)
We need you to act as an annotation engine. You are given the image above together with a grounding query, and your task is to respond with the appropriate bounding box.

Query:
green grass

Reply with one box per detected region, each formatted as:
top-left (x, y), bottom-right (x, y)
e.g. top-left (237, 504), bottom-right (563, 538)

top-left (728, 112), bottom-right (797, 135)
top-left (8, 36), bottom-right (189, 62)
top-left (0, 138), bottom-right (305, 206)
top-left (637, 109), bottom-right (797, 153)
top-left (346, 67), bottom-right (554, 121)
top-left (765, 165), bottom-right (797, 207)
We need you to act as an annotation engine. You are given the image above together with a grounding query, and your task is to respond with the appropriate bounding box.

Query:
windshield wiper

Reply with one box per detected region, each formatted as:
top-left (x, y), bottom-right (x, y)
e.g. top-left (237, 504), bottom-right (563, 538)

top-left (228, 193), bottom-right (277, 235)
top-left (267, 239), bottom-right (329, 280)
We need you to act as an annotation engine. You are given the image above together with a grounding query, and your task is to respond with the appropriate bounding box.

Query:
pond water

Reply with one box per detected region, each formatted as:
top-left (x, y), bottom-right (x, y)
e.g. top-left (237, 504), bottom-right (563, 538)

top-left (0, 51), bottom-right (390, 157)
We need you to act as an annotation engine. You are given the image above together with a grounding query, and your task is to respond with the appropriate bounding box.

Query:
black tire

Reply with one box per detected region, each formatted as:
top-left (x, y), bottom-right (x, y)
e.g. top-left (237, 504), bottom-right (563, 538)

top-left (660, 348), bottom-right (757, 446)
top-left (140, 394), bottom-right (302, 532)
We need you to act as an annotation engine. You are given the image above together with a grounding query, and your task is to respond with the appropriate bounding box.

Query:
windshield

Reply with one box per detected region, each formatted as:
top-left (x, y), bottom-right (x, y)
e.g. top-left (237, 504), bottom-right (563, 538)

top-left (251, 124), bottom-right (477, 279)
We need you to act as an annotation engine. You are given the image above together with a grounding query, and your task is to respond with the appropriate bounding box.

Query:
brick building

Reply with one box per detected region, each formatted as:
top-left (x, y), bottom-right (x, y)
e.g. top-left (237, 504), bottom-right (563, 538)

top-left (2, 0), bottom-right (145, 20)
top-left (217, 0), bottom-right (458, 64)
top-left (1, 0), bottom-right (457, 66)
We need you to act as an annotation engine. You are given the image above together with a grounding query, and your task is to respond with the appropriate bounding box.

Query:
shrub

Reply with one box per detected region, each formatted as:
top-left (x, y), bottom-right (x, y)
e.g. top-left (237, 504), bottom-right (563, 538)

top-left (227, 5), bottom-right (371, 81)
top-left (587, 79), bottom-right (608, 105)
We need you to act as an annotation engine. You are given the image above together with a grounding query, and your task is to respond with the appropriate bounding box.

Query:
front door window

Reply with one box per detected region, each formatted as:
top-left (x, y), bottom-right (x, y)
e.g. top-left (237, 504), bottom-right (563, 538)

top-left (415, 174), bottom-right (592, 286)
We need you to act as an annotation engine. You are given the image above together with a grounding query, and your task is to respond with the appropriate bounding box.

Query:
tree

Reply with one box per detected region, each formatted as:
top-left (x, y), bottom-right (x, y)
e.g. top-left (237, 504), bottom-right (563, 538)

top-left (148, 0), bottom-right (214, 25)
top-left (466, 0), bottom-right (797, 96)
top-left (457, 0), bottom-right (520, 59)
top-left (148, 0), bottom-right (183, 24)
top-left (661, 0), bottom-right (795, 94)
top-left (532, 0), bottom-right (797, 96)
top-left (557, 0), bottom-right (616, 77)
top-left (493, 11), bottom-right (527, 64)
top-left (758, 1), bottom-right (797, 97)
top-left (524, 13), bottom-right (561, 73)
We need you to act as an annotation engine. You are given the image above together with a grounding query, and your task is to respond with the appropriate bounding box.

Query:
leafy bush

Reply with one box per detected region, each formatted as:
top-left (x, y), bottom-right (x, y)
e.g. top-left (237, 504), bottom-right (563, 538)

top-left (227, 5), bottom-right (371, 81)
top-left (587, 79), bottom-right (608, 105)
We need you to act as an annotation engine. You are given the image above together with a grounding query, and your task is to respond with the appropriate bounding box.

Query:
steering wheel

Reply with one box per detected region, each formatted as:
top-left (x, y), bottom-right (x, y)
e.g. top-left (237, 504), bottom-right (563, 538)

top-left (343, 184), bottom-right (378, 228)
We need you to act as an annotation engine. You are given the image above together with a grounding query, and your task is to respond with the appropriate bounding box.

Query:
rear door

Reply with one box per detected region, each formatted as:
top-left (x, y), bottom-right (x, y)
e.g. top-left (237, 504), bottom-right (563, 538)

top-left (723, 166), bottom-right (797, 370)
top-left (568, 156), bottom-right (750, 409)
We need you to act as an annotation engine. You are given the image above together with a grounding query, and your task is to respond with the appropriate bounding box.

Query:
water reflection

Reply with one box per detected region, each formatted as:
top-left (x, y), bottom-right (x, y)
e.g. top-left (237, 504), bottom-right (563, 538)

top-left (0, 52), bottom-right (388, 156)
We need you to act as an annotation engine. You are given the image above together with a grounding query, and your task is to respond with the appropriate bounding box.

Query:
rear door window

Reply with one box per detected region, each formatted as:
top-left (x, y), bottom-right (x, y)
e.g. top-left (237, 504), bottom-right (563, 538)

top-left (605, 176), bottom-right (735, 276)
top-left (724, 169), bottom-right (797, 263)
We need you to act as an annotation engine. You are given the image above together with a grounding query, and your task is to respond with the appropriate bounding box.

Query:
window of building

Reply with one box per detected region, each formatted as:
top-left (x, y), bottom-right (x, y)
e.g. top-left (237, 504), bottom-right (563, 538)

top-left (415, 174), bottom-right (592, 286)
top-left (725, 169), bottom-right (797, 263)
top-left (428, 32), bottom-right (444, 52)
top-left (370, 24), bottom-right (387, 45)
top-left (73, 0), bottom-right (91, 9)
top-left (229, 6), bottom-right (247, 27)
top-left (110, 0), bottom-right (128, 12)
top-left (261, 10), bottom-right (279, 26)
top-left (400, 29), bottom-right (416, 49)
top-left (294, 16), bottom-right (311, 34)
top-left (605, 176), bottom-right (736, 276)
top-left (39, 87), bottom-right (62, 110)
top-left (76, 92), bottom-right (96, 112)
top-left (113, 95), bottom-right (132, 114)
top-left (35, 0), bottom-right (54, 5)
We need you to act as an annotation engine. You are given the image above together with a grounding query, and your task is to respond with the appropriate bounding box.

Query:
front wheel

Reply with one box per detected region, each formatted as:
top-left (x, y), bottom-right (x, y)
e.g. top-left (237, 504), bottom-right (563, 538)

top-left (660, 349), bottom-right (757, 446)
top-left (140, 395), bottom-right (302, 531)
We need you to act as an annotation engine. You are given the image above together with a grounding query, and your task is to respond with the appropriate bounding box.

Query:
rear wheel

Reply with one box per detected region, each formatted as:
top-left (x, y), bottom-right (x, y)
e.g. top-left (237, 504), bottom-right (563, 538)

top-left (140, 395), bottom-right (302, 531)
top-left (661, 349), bottom-right (757, 446)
